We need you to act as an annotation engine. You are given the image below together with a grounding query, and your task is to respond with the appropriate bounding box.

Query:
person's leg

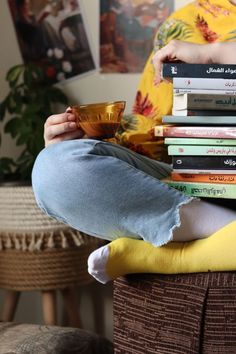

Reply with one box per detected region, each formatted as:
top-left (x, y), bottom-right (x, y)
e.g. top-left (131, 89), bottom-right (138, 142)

top-left (32, 139), bottom-right (189, 246)
top-left (173, 199), bottom-right (236, 241)
top-left (32, 139), bottom-right (236, 247)
top-left (88, 221), bottom-right (236, 284)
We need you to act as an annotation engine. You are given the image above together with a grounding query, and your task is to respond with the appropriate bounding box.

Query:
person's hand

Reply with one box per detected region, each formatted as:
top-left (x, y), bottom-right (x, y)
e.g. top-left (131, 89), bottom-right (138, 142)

top-left (44, 107), bottom-right (84, 147)
top-left (152, 40), bottom-right (212, 85)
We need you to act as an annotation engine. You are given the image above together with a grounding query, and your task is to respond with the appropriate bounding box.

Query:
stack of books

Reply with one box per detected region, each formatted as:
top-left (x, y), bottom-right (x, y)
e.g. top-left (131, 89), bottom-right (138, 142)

top-left (154, 62), bottom-right (236, 199)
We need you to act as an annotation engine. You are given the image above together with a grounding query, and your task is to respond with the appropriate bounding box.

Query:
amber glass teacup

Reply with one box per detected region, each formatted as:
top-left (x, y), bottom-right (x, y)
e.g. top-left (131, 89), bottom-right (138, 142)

top-left (72, 101), bottom-right (126, 139)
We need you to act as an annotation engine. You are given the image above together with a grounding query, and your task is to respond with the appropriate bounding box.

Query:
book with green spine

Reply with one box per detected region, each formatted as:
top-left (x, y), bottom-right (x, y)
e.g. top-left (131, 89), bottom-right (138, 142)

top-left (163, 179), bottom-right (236, 199)
top-left (168, 145), bottom-right (236, 156)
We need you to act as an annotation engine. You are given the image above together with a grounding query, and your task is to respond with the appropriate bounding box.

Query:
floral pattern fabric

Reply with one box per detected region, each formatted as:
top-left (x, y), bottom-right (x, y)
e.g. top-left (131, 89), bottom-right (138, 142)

top-left (116, 0), bottom-right (236, 161)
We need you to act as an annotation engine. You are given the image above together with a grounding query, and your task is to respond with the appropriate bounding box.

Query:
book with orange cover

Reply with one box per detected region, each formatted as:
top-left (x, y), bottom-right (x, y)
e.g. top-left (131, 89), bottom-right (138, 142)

top-left (171, 172), bottom-right (236, 184)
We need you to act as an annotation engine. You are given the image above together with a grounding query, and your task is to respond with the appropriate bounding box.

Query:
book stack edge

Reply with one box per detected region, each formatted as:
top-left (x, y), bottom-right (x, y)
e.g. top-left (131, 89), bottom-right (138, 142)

top-left (155, 63), bottom-right (236, 199)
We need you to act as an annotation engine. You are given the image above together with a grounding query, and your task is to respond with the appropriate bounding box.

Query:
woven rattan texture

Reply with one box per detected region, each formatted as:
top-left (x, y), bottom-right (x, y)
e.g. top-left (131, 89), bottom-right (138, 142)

top-left (0, 185), bottom-right (105, 290)
top-left (0, 246), bottom-right (98, 291)
top-left (0, 185), bottom-right (68, 233)
top-left (114, 272), bottom-right (236, 354)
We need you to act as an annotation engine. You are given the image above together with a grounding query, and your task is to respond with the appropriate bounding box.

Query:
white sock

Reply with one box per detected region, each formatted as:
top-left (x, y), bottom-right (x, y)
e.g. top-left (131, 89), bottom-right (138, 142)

top-left (173, 199), bottom-right (236, 242)
top-left (87, 244), bottom-right (111, 284)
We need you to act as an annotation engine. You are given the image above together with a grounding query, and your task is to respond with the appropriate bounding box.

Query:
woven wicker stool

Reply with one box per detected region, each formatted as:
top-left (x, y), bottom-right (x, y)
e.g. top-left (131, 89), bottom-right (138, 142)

top-left (0, 184), bottom-right (104, 327)
top-left (114, 272), bottom-right (236, 354)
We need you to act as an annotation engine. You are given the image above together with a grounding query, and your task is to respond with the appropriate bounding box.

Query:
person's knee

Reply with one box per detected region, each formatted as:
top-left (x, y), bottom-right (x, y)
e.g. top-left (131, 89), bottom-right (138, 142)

top-left (32, 140), bottom-right (96, 216)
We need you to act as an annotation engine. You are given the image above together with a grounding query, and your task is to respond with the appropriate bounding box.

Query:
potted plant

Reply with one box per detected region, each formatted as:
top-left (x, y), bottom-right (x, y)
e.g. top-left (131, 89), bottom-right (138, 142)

top-left (0, 63), bottom-right (68, 183)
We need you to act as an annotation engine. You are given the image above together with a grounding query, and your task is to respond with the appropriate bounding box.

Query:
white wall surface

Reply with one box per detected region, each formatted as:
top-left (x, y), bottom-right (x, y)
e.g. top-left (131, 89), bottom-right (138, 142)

top-left (0, 0), bottom-right (192, 160)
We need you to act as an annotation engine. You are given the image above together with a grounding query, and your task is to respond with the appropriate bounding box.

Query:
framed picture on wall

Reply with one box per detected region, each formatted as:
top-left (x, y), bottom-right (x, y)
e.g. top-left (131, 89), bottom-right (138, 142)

top-left (8, 0), bottom-right (96, 83)
top-left (100, 0), bottom-right (174, 73)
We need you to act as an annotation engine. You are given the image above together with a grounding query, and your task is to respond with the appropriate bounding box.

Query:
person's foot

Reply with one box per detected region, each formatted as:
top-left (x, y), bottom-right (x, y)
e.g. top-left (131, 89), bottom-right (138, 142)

top-left (87, 222), bottom-right (236, 284)
top-left (88, 244), bottom-right (111, 284)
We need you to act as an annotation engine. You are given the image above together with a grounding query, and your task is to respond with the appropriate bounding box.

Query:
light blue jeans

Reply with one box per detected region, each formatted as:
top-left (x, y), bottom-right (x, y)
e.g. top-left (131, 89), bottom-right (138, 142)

top-left (32, 139), bottom-right (193, 246)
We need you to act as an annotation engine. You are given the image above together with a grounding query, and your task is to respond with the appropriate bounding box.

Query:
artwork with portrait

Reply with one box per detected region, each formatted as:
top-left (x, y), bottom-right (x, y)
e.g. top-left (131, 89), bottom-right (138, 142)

top-left (100, 0), bottom-right (174, 73)
top-left (8, 0), bottom-right (96, 83)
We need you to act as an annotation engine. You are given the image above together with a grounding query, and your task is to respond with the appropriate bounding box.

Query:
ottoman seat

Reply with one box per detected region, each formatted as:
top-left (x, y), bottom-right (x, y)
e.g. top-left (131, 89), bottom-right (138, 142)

top-left (114, 272), bottom-right (236, 354)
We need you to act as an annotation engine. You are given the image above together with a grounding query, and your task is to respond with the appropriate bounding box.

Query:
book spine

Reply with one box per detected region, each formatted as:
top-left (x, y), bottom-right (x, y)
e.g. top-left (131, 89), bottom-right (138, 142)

top-left (172, 168), bottom-right (236, 174)
top-left (165, 180), bottom-right (236, 199)
top-left (154, 126), bottom-right (236, 139)
top-left (164, 138), bottom-right (236, 145)
top-left (172, 109), bottom-right (236, 116)
top-left (174, 94), bottom-right (236, 111)
top-left (174, 88), bottom-right (236, 95)
top-left (171, 172), bottom-right (236, 184)
top-left (168, 145), bottom-right (236, 156)
top-left (163, 116), bottom-right (236, 125)
top-left (162, 63), bottom-right (236, 79)
top-left (173, 78), bottom-right (236, 90)
top-left (172, 155), bottom-right (236, 170)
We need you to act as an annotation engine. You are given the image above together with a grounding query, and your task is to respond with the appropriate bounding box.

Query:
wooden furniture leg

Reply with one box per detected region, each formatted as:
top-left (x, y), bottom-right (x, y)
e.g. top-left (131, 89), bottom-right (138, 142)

top-left (61, 287), bottom-right (81, 328)
top-left (1, 290), bottom-right (21, 322)
top-left (41, 290), bottom-right (57, 325)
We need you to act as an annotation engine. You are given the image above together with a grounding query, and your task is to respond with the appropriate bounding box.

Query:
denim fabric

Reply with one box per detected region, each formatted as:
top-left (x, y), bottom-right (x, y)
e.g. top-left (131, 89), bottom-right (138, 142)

top-left (32, 139), bottom-right (193, 246)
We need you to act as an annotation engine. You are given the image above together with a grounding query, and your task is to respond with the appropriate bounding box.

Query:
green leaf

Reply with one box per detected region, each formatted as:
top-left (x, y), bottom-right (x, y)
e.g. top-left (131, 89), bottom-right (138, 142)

top-left (6, 65), bottom-right (24, 88)
top-left (4, 117), bottom-right (21, 138)
top-left (1, 62), bottom-right (69, 181)
top-left (0, 100), bottom-right (7, 121)
top-left (0, 157), bottom-right (15, 181)
top-left (46, 87), bottom-right (68, 104)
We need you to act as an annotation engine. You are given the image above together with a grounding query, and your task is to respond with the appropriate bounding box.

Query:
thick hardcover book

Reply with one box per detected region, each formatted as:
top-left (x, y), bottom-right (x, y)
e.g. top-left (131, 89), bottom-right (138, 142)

top-left (154, 125), bottom-right (236, 139)
top-left (162, 63), bottom-right (236, 79)
top-left (172, 108), bottom-right (236, 116)
top-left (162, 115), bottom-right (236, 125)
top-left (174, 88), bottom-right (236, 95)
top-left (171, 172), bottom-right (236, 184)
top-left (164, 137), bottom-right (236, 145)
top-left (163, 179), bottom-right (236, 199)
top-left (172, 155), bottom-right (236, 170)
top-left (173, 77), bottom-right (236, 90)
top-left (173, 93), bottom-right (236, 111)
top-left (168, 145), bottom-right (236, 156)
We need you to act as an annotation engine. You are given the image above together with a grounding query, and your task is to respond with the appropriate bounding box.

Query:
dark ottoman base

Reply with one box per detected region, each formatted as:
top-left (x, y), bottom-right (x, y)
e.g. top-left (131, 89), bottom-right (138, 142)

top-left (0, 322), bottom-right (113, 354)
top-left (114, 272), bottom-right (236, 354)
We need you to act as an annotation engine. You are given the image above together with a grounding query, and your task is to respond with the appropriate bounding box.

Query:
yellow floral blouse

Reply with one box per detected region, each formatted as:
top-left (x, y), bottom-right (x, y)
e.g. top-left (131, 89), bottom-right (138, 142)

top-left (116, 0), bottom-right (236, 161)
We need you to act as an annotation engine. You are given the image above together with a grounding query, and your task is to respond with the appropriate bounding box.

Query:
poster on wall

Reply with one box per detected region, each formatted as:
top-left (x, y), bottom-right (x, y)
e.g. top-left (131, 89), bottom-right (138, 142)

top-left (8, 0), bottom-right (96, 83)
top-left (100, 0), bottom-right (174, 73)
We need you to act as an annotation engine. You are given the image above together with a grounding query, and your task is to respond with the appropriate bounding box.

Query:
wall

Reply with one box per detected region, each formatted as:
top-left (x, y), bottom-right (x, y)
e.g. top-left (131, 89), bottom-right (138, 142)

top-left (0, 0), bottom-right (192, 160)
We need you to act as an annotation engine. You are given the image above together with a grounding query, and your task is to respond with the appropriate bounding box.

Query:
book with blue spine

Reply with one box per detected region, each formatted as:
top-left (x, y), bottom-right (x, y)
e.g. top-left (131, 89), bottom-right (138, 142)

top-left (162, 115), bottom-right (236, 125)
